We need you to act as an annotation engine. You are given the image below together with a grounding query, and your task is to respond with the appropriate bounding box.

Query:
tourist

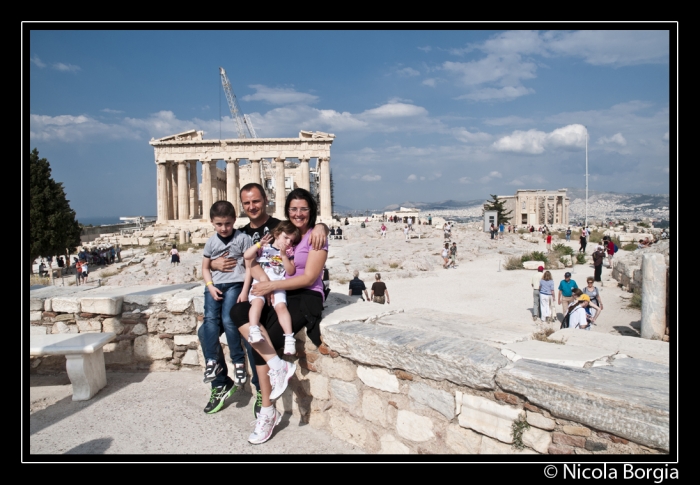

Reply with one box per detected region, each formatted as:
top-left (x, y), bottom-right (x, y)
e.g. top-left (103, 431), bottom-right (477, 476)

top-left (116, 244), bottom-right (122, 263)
top-left (404, 224), bottom-right (410, 242)
top-left (449, 242), bottom-right (458, 268)
top-left (539, 270), bottom-right (555, 323)
top-left (336, 226), bottom-right (343, 240)
top-left (348, 270), bottom-right (369, 301)
top-left (198, 200), bottom-right (259, 416)
top-left (579, 231), bottom-right (587, 253)
top-left (380, 223), bottom-right (387, 238)
top-left (531, 265), bottom-right (544, 321)
top-left (243, 220), bottom-right (301, 356)
top-left (408, 217), bottom-right (413, 231)
top-left (546, 232), bottom-right (552, 252)
top-left (490, 222), bottom-right (495, 240)
top-left (499, 222), bottom-right (505, 240)
top-left (606, 238), bottom-right (616, 268)
top-left (330, 227), bottom-right (336, 239)
top-left (75, 259), bottom-right (82, 285)
top-left (583, 277), bottom-right (603, 322)
top-left (231, 188), bottom-right (329, 444)
top-left (38, 261), bottom-right (47, 277)
top-left (370, 273), bottom-right (390, 305)
top-left (344, 218), bottom-right (349, 226)
top-left (557, 272), bottom-right (579, 318)
top-left (592, 246), bottom-right (605, 282)
top-left (566, 294), bottom-right (593, 330)
top-left (566, 227), bottom-right (572, 242)
top-left (428, 214), bottom-right (432, 226)
top-left (81, 259), bottom-right (89, 283)
top-left (170, 244), bottom-right (180, 266)
top-left (445, 223), bottom-right (452, 240)
top-left (442, 243), bottom-right (450, 269)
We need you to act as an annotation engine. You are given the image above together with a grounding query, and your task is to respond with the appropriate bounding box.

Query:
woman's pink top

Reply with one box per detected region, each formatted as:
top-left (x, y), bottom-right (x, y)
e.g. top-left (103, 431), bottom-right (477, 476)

top-left (286, 229), bottom-right (328, 300)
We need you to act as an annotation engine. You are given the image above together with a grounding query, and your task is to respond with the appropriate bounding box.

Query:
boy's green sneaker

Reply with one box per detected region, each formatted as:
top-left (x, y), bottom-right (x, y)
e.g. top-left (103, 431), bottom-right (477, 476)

top-left (204, 381), bottom-right (237, 414)
top-left (253, 389), bottom-right (263, 419)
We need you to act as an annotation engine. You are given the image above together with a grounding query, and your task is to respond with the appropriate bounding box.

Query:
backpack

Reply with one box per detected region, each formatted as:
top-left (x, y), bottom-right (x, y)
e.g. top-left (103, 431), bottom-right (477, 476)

top-left (613, 244), bottom-right (618, 253)
top-left (560, 311), bottom-right (571, 329)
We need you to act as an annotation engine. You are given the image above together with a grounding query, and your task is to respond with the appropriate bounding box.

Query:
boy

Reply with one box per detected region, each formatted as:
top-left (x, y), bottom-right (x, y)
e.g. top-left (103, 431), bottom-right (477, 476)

top-left (449, 242), bottom-right (458, 268)
top-left (198, 201), bottom-right (259, 414)
top-left (243, 220), bottom-right (300, 355)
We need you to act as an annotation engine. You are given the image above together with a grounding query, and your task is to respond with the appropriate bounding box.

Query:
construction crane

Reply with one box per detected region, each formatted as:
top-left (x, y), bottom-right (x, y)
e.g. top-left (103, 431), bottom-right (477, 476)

top-left (219, 67), bottom-right (257, 139)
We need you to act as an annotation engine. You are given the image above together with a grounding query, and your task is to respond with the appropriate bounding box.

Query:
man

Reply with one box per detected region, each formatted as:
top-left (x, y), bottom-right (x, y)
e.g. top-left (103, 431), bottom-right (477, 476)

top-left (449, 242), bottom-right (458, 268)
top-left (348, 270), bottom-right (369, 301)
top-left (592, 245), bottom-right (605, 282)
top-left (330, 227), bottom-right (336, 239)
top-left (565, 227), bottom-right (572, 242)
top-left (490, 223), bottom-right (495, 240)
top-left (428, 214), bottom-right (432, 226)
top-left (408, 217), bottom-right (413, 231)
top-left (499, 222), bottom-right (505, 240)
top-left (606, 238), bottom-right (616, 268)
top-left (336, 226), bottom-right (343, 239)
top-left (558, 272), bottom-right (579, 316)
top-left (531, 266), bottom-right (544, 321)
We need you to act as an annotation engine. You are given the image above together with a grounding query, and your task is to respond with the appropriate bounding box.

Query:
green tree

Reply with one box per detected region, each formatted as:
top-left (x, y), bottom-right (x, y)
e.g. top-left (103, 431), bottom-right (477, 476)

top-left (29, 148), bottom-right (81, 274)
top-left (484, 194), bottom-right (513, 224)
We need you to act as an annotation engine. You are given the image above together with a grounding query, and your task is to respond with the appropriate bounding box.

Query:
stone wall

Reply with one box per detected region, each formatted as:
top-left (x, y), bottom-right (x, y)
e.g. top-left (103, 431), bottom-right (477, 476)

top-left (29, 288), bottom-right (668, 455)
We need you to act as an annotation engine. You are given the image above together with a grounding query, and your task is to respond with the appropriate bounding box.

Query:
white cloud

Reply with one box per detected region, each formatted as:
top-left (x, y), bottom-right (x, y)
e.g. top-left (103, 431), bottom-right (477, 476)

top-left (443, 55), bottom-right (538, 88)
top-left (453, 128), bottom-right (492, 143)
top-left (362, 102), bottom-right (428, 118)
top-left (124, 110), bottom-right (196, 139)
top-left (31, 55), bottom-right (46, 68)
top-left (397, 67), bottom-right (420, 77)
top-left (457, 86), bottom-right (534, 102)
top-left (407, 174), bottom-right (417, 181)
top-left (597, 133), bottom-right (627, 146)
top-left (242, 84), bottom-right (319, 105)
top-left (507, 179), bottom-right (524, 186)
top-left (53, 62), bottom-right (81, 72)
top-left (101, 108), bottom-right (124, 114)
top-left (418, 46), bottom-right (432, 52)
top-left (544, 30), bottom-right (669, 66)
top-left (488, 171), bottom-right (502, 178)
top-left (361, 174), bottom-right (381, 182)
top-left (30, 113), bottom-right (139, 142)
top-left (458, 177), bottom-right (472, 184)
top-left (663, 132), bottom-right (669, 141)
top-left (422, 78), bottom-right (437, 87)
top-left (493, 124), bottom-right (587, 154)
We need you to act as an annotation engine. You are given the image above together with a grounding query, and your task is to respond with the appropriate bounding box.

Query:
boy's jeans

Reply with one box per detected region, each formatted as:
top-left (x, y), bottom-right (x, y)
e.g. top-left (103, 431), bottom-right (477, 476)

top-left (198, 282), bottom-right (259, 390)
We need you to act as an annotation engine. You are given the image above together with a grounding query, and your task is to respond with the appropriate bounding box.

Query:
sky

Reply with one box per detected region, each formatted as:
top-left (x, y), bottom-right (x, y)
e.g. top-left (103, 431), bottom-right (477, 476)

top-left (25, 26), bottom-right (674, 220)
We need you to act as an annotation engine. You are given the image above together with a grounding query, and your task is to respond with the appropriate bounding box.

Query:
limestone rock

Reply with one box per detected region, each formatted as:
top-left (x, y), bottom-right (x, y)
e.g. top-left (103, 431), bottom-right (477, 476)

top-left (526, 411), bottom-right (556, 430)
top-left (357, 365), bottom-right (400, 393)
top-left (458, 394), bottom-right (523, 444)
top-left (522, 426), bottom-right (551, 453)
top-left (307, 373), bottom-right (330, 400)
top-left (30, 326), bottom-right (47, 335)
top-left (396, 410), bottom-right (434, 442)
top-left (445, 423), bottom-right (482, 454)
top-left (147, 313), bottom-right (196, 335)
top-left (133, 335), bottom-right (173, 361)
top-left (132, 323), bottom-right (147, 335)
top-left (181, 349), bottom-right (199, 366)
top-left (408, 382), bottom-right (454, 420)
top-left (379, 434), bottom-right (410, 454)
top-left (102, 317), bottom-right (124, 335)
top-left (328, 409), bottom-right (368, 448)
top-left (322, 356), bottom-right (357, 381)
top-left (330, 379), bottom-right (359, 405)
top-left (77, 320), bottom-right (102, 333)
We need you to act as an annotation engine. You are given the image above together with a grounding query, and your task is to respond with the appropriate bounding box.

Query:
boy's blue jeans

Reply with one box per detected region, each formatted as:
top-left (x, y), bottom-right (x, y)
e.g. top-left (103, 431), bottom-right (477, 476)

top-left (198, 282), bottom-right (259, 390)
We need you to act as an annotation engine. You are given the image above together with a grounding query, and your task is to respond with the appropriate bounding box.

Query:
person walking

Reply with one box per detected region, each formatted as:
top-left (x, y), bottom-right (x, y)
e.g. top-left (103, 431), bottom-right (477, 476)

top-left (442, 243), bottom-right (451, 269)
top-left (499, 222), bottom-right (505, 240)
top-left (592, 246), bottom-right (605, 282)
top-left (370, 273), bottom-right (390, 304)
top-left (546, 232), bottom-right (552, 252)
top-left (583, 277), bottom-right (603, 323)
top-left (539, 270), bottom-right (555, 323)
top-left (606, 238), bottom-right (616, 268)
top-left (565, 227), bottom-right (572, 242)
top-left (449, 242), bottom-right (458, 268)
top-left (557, 272), bottom-right (579, 318)
top-left (579, 231), bottom-right (587, 253)
top-left (170, 244), bottom-right (180, 266)
top-left (348, 270), bottom-right (369, 301)
top-left (531, 265), bottom-right (544, 321)
top-left (404, 224), bottom-right (410, 242)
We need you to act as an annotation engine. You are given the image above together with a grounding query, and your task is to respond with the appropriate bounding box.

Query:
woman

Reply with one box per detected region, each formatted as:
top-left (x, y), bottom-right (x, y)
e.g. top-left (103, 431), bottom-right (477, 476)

top-left (441, 243), bottom-right (450, 269)
top-left (566, 294), bottom-right (593, 330)
top-left (579, 231), bottom-right (587, 253)
top-left (380, 223), bottom-right (387, 239)
top-left (170, 244), bottom-right (180, 266)
top-left (583, 277), bottom-right (603, 321)
top-left (370, 273), bottom-right (390, 304)
top-left (539, 270), bottom-right (555, 323)
top-left (231, 188), bottom-right (328, 445)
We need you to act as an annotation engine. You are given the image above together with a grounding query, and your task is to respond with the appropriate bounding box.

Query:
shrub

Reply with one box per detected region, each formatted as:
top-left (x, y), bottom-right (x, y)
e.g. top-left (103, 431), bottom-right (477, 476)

top-left (389, 262), bottom-right (399, 269)
top-left (638, 221), bottom-right (650, 228)
top-left (522, 251), bottom-right (549, 264)
top-left (367, 266), bottom-right (378, 273)
top-left (588, 230), bottom-right (604, 243)
top-left (504, 255), bottom-right (523, 270)
top-left (553, 243), bottom-right (574, 255)
top-left (575, 253), bottom-right (587, 265)
top-left (622, 243), bottom-right (637, 251)
top-left (628, 288), bottom-right (642, 309)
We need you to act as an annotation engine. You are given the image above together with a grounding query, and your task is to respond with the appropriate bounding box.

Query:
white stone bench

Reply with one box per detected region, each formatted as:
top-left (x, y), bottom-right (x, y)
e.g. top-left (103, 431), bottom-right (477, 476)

top-left (30, 332), bottom-right (116, 401)
top-left (409, 233), bottom-right (423, 239)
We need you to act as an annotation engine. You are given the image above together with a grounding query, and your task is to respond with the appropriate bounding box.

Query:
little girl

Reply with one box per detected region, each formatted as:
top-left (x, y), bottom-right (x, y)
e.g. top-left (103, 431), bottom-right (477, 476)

top-left (243, 221), bottom-right (301, 355)
top-left (170, 244), bottom-right (180, 266)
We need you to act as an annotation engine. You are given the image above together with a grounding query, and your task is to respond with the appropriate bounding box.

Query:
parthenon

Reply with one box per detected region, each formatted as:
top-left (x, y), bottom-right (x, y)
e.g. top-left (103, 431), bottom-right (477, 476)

top-left (149, 129), bottom-right (335, 224)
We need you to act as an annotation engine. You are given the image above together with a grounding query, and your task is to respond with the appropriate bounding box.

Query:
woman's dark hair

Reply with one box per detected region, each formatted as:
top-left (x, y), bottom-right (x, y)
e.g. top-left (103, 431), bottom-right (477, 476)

top-left (172, 244), bottom-right (176, 249)
top-left (285, 188), bottom-right (317, 228)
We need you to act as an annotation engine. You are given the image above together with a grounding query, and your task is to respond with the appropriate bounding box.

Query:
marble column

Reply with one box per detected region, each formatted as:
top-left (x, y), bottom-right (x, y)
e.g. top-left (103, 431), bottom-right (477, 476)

top-left (166, 162), bottom-right (174, 220)
top-left (250, 159), bottom-right (262, 186)
top-left (201, 160), bottom-right (212, 216)
top-left (156, 161), bottom-right (168, 223)
top-left (189, 161), bottom-right (199, 219)
top-left (275, 158), bottom-right (286, 219)
top-left (300, 157), bottom-right (310, 191)
top-left (640, 253), bottom-right (667, 340)
top-left (210, 162), bottom-right (219, 204)
top-left (226, 159), bottom-right (240, 214)
top-left (171, 162), bottom-right (179, 220)
top-left (319, 157), bottom-right (332, 221)
top-left (177, 161), bottom-right (189, 221)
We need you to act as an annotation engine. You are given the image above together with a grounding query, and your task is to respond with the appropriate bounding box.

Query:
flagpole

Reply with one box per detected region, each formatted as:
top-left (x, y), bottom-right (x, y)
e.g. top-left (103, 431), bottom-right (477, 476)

top-left (585, 126), bottom-right (589, 228)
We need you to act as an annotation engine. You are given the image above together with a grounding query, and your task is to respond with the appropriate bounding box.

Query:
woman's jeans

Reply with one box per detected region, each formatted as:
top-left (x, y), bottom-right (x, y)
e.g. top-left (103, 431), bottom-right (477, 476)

top-left (198, 282), bottom-right (259, 390)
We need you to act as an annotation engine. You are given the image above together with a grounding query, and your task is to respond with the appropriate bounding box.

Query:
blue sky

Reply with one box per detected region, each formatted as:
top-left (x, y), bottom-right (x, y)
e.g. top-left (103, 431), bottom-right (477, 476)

top-left (26, 27), bottom-right (673, 219)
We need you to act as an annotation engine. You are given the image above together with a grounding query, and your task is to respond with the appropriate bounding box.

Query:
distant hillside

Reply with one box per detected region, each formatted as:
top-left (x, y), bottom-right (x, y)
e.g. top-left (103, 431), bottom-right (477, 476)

top-left (383, 199), bottom-right (485, 211)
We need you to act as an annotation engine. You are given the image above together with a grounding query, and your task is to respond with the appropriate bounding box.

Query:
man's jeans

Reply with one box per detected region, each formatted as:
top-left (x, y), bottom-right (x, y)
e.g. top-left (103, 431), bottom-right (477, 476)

top-left (566, 234), bottom-right (571, 242)
top-left (198, 282), bottom-right (259, 390)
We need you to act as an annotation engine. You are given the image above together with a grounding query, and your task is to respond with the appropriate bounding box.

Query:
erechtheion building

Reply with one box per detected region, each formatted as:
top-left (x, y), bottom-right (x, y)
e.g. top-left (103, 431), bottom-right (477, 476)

top-left (496, 189), bottom-right (570, 226)
top-left (149, 129), bottom-right (335, 224)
